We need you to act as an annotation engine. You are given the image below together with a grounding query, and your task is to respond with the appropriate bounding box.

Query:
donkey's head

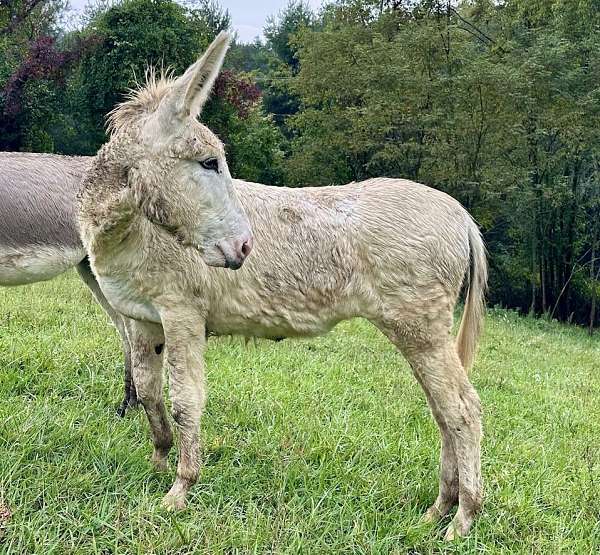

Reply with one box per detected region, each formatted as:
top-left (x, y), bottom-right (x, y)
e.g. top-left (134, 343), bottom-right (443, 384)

top-left (108, 32), bottom-right (252, 270)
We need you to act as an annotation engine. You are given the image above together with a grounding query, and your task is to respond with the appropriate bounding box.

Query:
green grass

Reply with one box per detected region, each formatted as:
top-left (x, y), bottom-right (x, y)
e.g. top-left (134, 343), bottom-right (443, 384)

top-left (0, 272), bottom-right (599, 554)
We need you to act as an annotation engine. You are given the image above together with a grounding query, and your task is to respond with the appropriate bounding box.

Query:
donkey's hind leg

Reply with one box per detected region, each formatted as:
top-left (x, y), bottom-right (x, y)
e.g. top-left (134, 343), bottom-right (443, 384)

top-left (378, 319), bottom-right (482, 540)
top-left (420, 389), bottom-right (460, 524)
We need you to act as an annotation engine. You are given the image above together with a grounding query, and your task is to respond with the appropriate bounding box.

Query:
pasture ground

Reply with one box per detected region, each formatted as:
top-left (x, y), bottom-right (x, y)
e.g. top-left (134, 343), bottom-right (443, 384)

top-left (0, 273), bottom-right (599, 554)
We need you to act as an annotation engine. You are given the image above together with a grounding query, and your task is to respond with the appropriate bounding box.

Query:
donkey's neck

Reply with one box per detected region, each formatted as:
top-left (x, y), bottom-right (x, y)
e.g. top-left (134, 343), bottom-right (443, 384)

top-left (78, 138), bottom-right (141, 255)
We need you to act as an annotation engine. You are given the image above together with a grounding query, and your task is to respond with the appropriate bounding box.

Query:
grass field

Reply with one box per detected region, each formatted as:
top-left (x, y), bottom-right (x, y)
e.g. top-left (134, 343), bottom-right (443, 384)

top-left (0, 272), bottom-right (599, 554)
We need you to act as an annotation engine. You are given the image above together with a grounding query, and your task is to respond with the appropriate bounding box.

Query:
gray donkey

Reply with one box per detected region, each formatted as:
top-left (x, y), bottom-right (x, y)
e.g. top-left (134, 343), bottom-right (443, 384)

top-left (0, 151), bottom-right (137, 415)
top-left (77, 32), bottom-right (487, 540)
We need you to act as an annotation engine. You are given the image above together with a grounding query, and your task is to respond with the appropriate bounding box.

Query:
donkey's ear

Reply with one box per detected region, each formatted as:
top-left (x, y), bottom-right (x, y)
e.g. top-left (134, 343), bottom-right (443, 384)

top-left (171, 31), bottom-right (231, 119)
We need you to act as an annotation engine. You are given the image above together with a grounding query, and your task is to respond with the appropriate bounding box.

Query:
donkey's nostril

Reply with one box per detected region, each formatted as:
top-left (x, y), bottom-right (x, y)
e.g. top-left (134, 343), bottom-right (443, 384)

top-left (241, 241), bottom-right (251, 257)
top-left (240, 235), bottom-right (253, 258)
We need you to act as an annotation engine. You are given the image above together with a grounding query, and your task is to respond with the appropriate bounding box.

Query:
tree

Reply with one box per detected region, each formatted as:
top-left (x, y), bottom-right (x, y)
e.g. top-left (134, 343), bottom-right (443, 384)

top-left (64, 0), bottom-right (206, 152)
top-left (0, 0), bottom-right (78, 151)
top-left (66, 0), bottom-right (283, 183)
top-left (264, 0), bottom-right (315, 70)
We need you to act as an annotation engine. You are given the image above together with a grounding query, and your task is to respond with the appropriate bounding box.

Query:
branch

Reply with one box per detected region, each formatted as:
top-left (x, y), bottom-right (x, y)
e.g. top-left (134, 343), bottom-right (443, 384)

top-left (549, 250), bottom-right (598, 319)
top-left (450, 7), bottom-right (496, 45)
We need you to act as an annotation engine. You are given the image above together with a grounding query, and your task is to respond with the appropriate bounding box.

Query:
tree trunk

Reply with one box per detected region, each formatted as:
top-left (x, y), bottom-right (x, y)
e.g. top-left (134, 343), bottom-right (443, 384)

top-left (589, 278), bottom-right (597, 335)
top-left (540, 256), bottom-right (547, 313)
top-left (530, 215), bottom-right (537, 314)
top-left (590, 222), bottom-right (599, 335)
top-left (561, 158), bottom-right (582, 321)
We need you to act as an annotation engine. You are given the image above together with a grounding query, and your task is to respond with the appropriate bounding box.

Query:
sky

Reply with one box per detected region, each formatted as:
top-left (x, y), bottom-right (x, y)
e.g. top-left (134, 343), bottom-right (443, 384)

top-left (68, 1), bottom-right (324, 43)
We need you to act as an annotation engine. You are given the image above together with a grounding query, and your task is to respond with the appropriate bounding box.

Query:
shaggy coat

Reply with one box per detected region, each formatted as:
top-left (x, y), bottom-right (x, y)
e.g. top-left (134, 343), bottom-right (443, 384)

top-left (78, 33), bottom-right (487, 539)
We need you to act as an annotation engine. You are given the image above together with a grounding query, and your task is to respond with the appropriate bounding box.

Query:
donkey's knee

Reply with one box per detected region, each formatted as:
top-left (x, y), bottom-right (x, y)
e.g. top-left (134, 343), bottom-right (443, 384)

top-left (445, 382), bottom-right (482, 442)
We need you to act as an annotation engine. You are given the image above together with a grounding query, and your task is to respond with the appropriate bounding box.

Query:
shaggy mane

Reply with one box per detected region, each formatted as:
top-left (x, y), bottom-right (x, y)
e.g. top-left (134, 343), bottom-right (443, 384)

top-left (106, 68), bottom-right (175, 136)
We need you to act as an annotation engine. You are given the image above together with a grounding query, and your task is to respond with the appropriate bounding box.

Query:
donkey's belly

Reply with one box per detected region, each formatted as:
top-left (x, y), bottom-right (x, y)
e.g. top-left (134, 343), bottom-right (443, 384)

top-left (206, 297), bottom-right (344, 340)
top-left (98, 276), bottom-right (161, 323)
top-left (0, 245), bottom-right (84, 286)
top-left (207, 317), bottom-right (334, 340)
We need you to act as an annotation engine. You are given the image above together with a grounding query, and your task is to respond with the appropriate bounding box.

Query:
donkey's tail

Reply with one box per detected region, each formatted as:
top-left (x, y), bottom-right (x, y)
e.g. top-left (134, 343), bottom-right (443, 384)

top-left (456, 220), bottom-right (488, 372)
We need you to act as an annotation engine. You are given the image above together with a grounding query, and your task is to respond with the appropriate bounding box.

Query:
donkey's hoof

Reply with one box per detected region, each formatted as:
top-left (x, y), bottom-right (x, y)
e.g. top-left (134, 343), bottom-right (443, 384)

top-left (152, 456), bottom-right (169, 473)
top-left (116, 396), bottom-right (140, 418)
top-left (421, 506), bottom-right (442, 524)
top-left (422, 498), bottom-right (457, 524)
top-left (443, 523), bottom-right (458, 541)
top-left (162, 493), bottom-right (186, 511)
top-left (116, 401), bottom-right (128, 418)
top-left (443, 515), bottom-right (471, 541)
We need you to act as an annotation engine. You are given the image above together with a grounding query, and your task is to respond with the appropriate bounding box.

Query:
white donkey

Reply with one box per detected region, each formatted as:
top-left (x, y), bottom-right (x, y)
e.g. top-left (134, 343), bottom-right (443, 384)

top-left (77, 32), bottom-right (487, 540)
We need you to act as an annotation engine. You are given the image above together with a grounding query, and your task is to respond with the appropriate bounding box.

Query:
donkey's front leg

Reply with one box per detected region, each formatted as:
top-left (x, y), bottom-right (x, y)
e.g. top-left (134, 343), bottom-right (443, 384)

top-left (161, 310), bottom-right (207, 511)
top-left (128, 319), bottom-right (172, 471)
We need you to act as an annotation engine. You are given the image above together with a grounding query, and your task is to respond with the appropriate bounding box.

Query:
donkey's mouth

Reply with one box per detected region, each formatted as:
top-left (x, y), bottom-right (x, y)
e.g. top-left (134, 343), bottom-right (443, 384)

top-left (215, 242), bottom-right (246, 270)
top-left (223, 257), bottom-right (243, 270)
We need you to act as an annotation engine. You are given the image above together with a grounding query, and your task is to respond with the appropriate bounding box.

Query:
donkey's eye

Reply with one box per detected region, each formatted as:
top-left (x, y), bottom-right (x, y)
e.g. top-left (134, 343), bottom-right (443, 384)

top-left (199, 158), bottom-right (219, 172)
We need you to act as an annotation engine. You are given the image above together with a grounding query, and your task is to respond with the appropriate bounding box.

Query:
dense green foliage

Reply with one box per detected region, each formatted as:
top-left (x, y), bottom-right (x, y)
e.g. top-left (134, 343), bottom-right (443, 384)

top-left (1, 272), bottom-right (599, 552)
top-left (1, 0), bottom-right (599, 326)
top-left (281, 0), bottom-right (600, 326)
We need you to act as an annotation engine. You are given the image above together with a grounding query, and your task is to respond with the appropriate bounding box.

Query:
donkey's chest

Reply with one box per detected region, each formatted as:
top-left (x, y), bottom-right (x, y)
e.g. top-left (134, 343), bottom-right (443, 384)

top-left (98, 275), bottom-right (161, 323)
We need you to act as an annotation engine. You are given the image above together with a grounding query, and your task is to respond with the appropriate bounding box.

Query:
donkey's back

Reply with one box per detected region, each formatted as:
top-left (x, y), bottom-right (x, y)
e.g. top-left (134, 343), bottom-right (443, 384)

top-left (0, 152), bottom-right (92, 284)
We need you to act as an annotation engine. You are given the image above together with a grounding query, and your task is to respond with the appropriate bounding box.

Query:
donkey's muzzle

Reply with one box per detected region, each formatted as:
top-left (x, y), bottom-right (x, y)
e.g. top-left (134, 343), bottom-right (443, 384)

top-left (218, 234), bottom-right (253, 270)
